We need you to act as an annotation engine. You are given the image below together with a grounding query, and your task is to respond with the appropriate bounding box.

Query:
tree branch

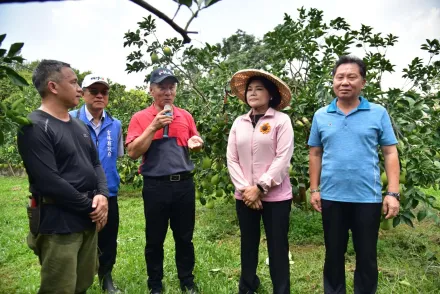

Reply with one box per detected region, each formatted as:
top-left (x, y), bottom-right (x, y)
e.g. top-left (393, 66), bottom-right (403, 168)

top-left (172, 62), bottom-right (209, 102)
top-left (172, 4), bottom-right (181, 20)
top-left (130, 0), bottom-right (197, 44)
top-left (184, 7), bottom-right (205, 31)
top-left (185, 11), bottom-right (198, 31)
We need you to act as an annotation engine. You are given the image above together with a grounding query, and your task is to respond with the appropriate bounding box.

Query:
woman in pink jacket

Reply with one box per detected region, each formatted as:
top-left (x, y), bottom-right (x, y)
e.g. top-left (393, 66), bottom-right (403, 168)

top-left (227, 69), bottom-right (294, 294)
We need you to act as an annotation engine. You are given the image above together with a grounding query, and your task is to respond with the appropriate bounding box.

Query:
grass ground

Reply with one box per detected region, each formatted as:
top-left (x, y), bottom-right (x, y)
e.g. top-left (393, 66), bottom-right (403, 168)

top-left (0, 177), bottom-right (439, 294)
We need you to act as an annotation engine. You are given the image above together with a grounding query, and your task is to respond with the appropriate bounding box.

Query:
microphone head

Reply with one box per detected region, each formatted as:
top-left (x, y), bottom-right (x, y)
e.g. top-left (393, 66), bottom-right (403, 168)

top-left (164, 104), bottom-right (172, 111)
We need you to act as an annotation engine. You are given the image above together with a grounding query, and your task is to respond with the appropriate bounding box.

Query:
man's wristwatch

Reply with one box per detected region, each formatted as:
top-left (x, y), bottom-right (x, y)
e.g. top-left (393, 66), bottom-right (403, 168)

top-left (310, 188), bottom-right (320, 194)
top-left (385, 191), bottom-right (400, 201)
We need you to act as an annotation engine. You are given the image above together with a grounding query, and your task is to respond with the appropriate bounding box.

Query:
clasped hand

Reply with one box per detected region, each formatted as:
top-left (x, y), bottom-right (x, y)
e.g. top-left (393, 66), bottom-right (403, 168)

top-left (89, 194), bottom-right (108, 232)
top-left (241, 186), bottom-right (263, 210)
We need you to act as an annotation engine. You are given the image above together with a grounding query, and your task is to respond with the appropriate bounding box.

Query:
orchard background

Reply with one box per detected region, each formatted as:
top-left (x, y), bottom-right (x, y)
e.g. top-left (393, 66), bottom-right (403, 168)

top-left (1, 4), bottom-right (439, 227)
top-left (0, 1), bottom-right (440, 293)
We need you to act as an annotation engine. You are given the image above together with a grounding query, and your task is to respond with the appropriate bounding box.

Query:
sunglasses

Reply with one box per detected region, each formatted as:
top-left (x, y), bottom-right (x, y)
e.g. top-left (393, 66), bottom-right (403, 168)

top-left (86, 88), bottom-right (109, 96)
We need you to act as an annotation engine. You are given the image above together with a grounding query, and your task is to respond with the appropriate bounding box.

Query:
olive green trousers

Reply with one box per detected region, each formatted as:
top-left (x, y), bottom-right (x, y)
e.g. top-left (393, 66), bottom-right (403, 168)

top-left (27, 229), bottom-right (98, 294)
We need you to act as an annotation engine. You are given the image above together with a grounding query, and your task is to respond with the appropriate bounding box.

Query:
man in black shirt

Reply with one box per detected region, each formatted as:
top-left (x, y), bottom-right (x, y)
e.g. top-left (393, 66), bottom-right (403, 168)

top-left (17, 60), bottom-right (109, 294)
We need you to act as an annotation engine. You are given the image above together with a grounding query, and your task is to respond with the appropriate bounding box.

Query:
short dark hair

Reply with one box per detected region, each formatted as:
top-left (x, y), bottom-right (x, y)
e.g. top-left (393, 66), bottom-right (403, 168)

top-left (32, 59), bottom-right (71, 98)
top-left (244, 76), bottom-right (282, 109)
top-left (332, 55), bottom-right (367, 79)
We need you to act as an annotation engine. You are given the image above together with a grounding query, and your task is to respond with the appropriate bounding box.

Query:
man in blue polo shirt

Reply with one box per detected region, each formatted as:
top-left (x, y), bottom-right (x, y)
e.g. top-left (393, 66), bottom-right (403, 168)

top-left (126, 68), bottom-right (203, 294)
top-left (308, 55), bottom-right (400, 294)
top-left (70, 74), bottom-right (124, 293)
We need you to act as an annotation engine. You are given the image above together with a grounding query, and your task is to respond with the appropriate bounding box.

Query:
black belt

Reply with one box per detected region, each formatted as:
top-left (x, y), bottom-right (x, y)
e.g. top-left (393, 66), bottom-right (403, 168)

top-left (144, 172), bottom-right (193, 182)
top-left (42, 197), bottom-right (55, 204)
top-left (35, 190), bottom-right (97, 205)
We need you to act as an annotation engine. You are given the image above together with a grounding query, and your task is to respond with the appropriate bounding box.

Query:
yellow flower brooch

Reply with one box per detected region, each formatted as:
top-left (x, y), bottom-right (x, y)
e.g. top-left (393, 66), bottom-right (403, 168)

top-left (260, 123), bottom-right (271, 134)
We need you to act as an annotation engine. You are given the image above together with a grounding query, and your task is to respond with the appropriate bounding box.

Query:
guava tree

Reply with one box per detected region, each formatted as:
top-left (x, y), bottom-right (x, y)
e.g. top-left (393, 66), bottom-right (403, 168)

top-left (104, 81), bottom-right (151, 187)
top-left (123, 6), bottom-right (440, 226)
top-left (0, 34), bottom-right (33, 147)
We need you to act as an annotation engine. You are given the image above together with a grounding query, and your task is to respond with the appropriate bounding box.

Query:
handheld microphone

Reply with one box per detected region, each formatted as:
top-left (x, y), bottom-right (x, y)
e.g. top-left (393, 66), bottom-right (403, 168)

top-left (163, 104), bottom-right (172, 138)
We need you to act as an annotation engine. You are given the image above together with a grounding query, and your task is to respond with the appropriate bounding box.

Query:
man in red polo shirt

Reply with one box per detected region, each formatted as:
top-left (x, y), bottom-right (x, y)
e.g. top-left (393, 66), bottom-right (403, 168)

top-left (126, 68), bottom-right (203, 294)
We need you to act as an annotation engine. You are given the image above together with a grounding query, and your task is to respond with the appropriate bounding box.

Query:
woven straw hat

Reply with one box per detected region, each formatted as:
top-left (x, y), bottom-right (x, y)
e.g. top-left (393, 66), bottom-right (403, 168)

top-left (230, 69), bottom-right (292, 110)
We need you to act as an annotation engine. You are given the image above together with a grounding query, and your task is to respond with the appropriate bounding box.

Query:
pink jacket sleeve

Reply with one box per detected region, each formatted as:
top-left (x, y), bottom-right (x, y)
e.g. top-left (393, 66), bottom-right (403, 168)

top-left (227, 118), bottom-right (250, 191)
top-left (258, 115), bottom-right (294, 193)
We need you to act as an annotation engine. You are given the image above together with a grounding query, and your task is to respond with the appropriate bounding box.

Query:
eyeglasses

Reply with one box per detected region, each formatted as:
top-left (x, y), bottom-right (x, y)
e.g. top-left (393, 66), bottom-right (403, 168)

top-left (86, 88), bottom-right (109, 96)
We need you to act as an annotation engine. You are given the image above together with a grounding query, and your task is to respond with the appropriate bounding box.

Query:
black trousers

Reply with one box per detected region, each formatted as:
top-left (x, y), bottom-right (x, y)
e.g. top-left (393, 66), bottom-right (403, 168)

top-left (142, 177), bottom-right (196, 291)
top-left (98, 196), bottom-right (119, 275)
top-left (321, 199), bottom-right (382, 294)
top-left (236, 199), bottom-right (292, 294)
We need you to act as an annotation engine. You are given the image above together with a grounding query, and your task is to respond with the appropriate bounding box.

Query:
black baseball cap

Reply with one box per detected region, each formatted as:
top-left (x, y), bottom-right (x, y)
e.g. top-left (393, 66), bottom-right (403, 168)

top-left (149, 68), bottom-right (179, 84)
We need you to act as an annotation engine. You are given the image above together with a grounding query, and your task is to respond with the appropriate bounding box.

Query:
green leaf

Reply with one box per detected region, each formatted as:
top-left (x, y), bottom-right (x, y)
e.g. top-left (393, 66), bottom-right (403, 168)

top-left (0, 66), bottom-right (29, 87)
top-left (404, 96), bottom-right (415, 107)
top-left (0, 34), bottom-right (6, 47)
top-left (396, 98), bottom-right (410, 107)
top-left (399, 280), bottom-right (411, 287)
top-left (393, 216), bottom-right (400, 227)
top-left (204, 0), bottom-right (222, 7)
top-left (199, 197), bottom-right (206, 205)
top-left (0, 129), bottom-right (4, 145)
top-left (417, 209), bottom-right (427, 222)
top-left (0, 101), bottom-right (7, 114)
top-left (0, 49), bottom-right (6, 58)
top-left (7, 42), bottom-right (24, 57)
top-left (178, 0), bottom-right (192, 7)
top-left (11, 56), bottom-right (25, 63)
top-left (401, 215), bottom-right (414, 228)
top-left (411, 199), bottom-right (419, 209)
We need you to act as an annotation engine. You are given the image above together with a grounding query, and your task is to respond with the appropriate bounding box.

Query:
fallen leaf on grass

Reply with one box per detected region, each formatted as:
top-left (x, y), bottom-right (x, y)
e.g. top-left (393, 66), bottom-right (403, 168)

top-left (399, 280), bottom-right (411, 287)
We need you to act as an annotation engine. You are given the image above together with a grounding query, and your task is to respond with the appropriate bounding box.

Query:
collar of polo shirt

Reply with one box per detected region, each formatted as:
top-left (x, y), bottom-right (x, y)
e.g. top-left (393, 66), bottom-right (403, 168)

top-left (327, 96), bottom-right (370, 113)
